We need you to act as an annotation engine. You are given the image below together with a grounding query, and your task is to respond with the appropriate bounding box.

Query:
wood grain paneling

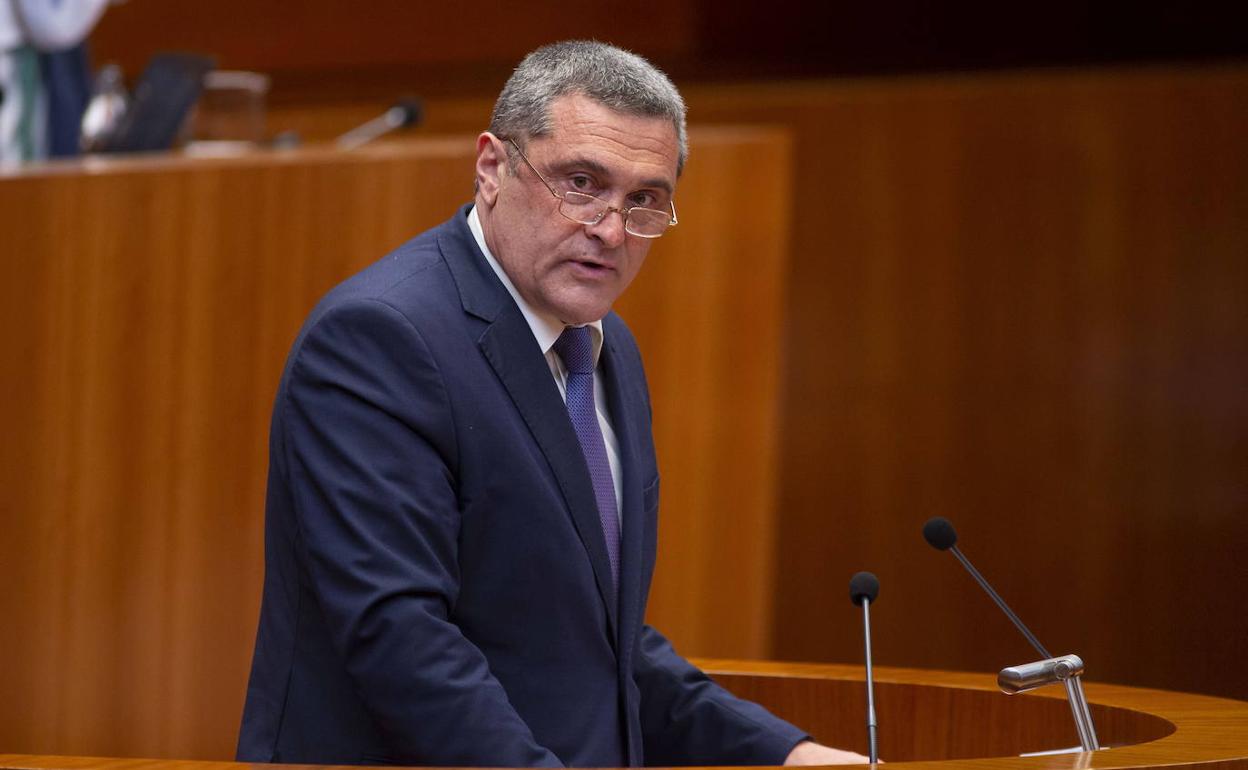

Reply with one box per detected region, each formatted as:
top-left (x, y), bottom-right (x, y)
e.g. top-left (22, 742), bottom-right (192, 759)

top-left (619, 127), bottom-right (792, 657)
top-left (0, 128), bottom-right (792, 759)
top-left (89, 1), bottom-right (696, 91)
top-left (87, 1), bottom-right (1247, 109)
top-left (682, 67), bottom-right (1248, 703)
top-left (0, 140), bottom-right (476, 760)
top-left (698, 661), bottom-right (1177, 760)
top-left (694, 660), bottom-right (1248, 768)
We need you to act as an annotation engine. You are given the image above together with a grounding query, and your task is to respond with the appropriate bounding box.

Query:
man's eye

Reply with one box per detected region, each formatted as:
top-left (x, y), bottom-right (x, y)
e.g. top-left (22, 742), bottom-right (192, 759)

top-left (630, 193), bottom-right (659, 209)
top-left (569, 175), bottom-right (593, 190)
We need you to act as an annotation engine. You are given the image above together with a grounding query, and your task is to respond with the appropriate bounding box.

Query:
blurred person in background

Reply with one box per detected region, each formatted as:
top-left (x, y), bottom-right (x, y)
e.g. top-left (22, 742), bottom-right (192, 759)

top-left (0, 0), bottom-right (111, 163)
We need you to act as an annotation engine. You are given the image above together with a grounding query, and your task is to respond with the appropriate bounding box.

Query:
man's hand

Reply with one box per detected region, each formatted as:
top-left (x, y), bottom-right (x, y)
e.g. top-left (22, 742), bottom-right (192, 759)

top-left (784, 740), bottom-right (875, 765)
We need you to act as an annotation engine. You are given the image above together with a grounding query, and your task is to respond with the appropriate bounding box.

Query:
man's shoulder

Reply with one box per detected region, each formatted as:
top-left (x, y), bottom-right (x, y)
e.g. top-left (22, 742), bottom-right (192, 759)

top-left (278, 207), bottom-right (487, 363)
top-left (332, 213), bottom-right (465, 304)
top-left (308, 206), bottom-right (485, 321)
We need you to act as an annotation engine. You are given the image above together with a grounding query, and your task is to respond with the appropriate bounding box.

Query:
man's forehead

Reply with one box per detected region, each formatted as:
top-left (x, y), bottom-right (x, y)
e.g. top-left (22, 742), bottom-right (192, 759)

top-left (538, 94), bottom-right (680, 184)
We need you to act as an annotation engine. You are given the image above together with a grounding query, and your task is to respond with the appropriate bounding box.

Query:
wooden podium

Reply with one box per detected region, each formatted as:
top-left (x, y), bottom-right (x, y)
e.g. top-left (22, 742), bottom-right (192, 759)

top-left (2, 660), bottom-right (1247, 770)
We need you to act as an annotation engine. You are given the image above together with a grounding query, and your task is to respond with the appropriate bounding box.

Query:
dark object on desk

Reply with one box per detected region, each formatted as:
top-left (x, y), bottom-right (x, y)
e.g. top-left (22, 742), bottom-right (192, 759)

top-left (103, 52), bottom-right (214, 153)
top-left (335, 97), bottom-right (423, 149)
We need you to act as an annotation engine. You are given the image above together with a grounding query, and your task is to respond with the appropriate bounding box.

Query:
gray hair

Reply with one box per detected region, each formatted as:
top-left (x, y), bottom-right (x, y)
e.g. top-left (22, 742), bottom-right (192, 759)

top-left (489, 40), bottom-right (688, 174)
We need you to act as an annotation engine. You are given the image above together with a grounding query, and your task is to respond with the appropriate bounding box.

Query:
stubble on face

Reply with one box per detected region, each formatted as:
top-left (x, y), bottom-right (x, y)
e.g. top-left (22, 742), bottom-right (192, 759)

top-left (476, 94), bottom-right (680, 325)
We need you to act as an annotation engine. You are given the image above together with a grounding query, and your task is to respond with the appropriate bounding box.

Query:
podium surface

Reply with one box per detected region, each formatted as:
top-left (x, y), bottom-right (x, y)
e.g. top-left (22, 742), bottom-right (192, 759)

top-left (3, 661), bottom-right (1246, 770)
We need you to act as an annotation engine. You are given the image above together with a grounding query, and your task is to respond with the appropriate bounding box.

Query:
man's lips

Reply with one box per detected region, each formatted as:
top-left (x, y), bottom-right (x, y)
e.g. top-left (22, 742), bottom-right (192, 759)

top-left (569, 258), bottom-right (615, 275)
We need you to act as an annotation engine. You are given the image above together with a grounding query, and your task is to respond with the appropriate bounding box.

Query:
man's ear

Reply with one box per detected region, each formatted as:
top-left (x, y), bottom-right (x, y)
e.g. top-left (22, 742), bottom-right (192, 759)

top-left (475, 132), bottom-right (506, 207)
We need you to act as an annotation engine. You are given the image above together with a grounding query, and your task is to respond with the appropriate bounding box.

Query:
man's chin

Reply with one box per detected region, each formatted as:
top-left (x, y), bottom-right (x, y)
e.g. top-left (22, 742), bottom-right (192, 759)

top-left (539, 284), bottom-right (619, 326)
top-left (553, 300), bottom-right (613, 326)
top-left (557, 311), bottom-right (610, 326)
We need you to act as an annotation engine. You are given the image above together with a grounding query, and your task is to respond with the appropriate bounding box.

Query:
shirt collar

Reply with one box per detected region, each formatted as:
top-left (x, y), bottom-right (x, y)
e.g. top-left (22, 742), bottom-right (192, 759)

top-left (467, 205), bottom-right (604, 363)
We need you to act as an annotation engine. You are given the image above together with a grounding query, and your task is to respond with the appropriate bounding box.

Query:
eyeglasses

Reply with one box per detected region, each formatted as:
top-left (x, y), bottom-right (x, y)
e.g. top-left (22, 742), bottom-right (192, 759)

top-left (506, 138), bottom-right (678, 239)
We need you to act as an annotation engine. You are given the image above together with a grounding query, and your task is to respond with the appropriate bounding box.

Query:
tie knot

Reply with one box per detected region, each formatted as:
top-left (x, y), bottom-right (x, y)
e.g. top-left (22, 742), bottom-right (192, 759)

top-left (554, 326), bottom-right (595, 374)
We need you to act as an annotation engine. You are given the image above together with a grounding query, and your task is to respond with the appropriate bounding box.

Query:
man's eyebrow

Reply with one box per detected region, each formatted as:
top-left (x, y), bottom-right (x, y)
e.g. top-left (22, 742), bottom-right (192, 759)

top-left (640, 177), bottom-right (676, 197)
top-left (551, 156), bottom-right (675, 196)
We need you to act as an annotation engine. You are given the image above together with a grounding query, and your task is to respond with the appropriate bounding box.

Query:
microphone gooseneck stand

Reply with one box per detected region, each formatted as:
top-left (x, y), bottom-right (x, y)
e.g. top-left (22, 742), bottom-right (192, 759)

top-left (922, 517), bottom-right (1100, 752)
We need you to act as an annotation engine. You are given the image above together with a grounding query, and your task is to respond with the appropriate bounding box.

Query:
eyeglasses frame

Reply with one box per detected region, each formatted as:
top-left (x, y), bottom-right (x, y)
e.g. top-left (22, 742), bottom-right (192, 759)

top-left (504, 137), bottom-right (678, 239)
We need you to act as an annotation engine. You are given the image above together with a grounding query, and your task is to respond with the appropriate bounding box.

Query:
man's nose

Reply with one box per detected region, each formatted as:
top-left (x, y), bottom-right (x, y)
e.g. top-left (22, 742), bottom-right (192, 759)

top-left (585, 207), bottom-right (628, 247)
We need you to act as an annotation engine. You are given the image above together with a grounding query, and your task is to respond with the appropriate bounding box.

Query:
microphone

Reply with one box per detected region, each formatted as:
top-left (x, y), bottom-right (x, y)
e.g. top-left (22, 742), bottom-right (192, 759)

top-left (923, 517), bottom-right (1103, 751)
top-left (849, 571), bottom-right (880, 764)
top-left (921, 516), bottom-right (1050, 659)
top-left (998, 654), bottom-right (1085, 694)
top-left (336, 98), bottom-right (424, 150)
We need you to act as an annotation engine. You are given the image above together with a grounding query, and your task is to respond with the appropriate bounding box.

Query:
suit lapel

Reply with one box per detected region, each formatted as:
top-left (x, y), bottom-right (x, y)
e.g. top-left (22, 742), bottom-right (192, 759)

top-left (439, 209), bottom-right (620, 639)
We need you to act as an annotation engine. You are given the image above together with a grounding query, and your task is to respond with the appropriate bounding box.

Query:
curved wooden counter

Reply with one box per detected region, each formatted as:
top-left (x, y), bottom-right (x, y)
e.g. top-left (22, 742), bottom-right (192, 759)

top-left (3, 661), bottom-right (1245, 770)
top-left (698, 660), bottom-right (1246, 769)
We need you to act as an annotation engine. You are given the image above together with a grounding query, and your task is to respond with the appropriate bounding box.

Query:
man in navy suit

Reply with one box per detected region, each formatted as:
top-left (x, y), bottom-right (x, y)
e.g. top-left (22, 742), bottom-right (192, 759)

top-left (237, 40), bottom-right (868, 767)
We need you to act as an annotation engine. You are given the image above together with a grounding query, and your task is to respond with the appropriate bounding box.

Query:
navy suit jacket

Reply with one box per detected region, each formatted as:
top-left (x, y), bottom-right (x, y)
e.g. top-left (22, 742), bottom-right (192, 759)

top-left (237, 206), bottom-right (807, 767)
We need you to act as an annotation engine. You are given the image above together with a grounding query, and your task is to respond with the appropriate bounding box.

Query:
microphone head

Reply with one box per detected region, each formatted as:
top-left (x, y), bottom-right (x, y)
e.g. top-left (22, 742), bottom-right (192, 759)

top-left (849, 571), bottom-right (880, 606)
top-left (923, 516), bottom-right (958, 551)
top-left (391, 97), bottom-right (424, 128)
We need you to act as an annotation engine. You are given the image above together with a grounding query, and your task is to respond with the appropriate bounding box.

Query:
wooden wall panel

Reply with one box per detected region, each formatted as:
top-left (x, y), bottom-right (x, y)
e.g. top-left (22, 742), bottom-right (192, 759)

top-left (683, 67), bottom-right (1248, 702)
top-left (0, 141), bottom-right (476, 759)
top-left (89, 1), bottom-right (696, 92)
top-left (87, 1), bottom-right (1246, 108)
top-left (619, 128), bottom-right (792, 657)
top-left (0, 128), bottom-right (792, 758)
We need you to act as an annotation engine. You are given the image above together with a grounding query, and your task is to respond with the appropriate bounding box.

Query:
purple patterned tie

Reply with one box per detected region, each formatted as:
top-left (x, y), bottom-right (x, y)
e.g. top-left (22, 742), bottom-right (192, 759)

top-left (553, 325), bottom-right (621, 588)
